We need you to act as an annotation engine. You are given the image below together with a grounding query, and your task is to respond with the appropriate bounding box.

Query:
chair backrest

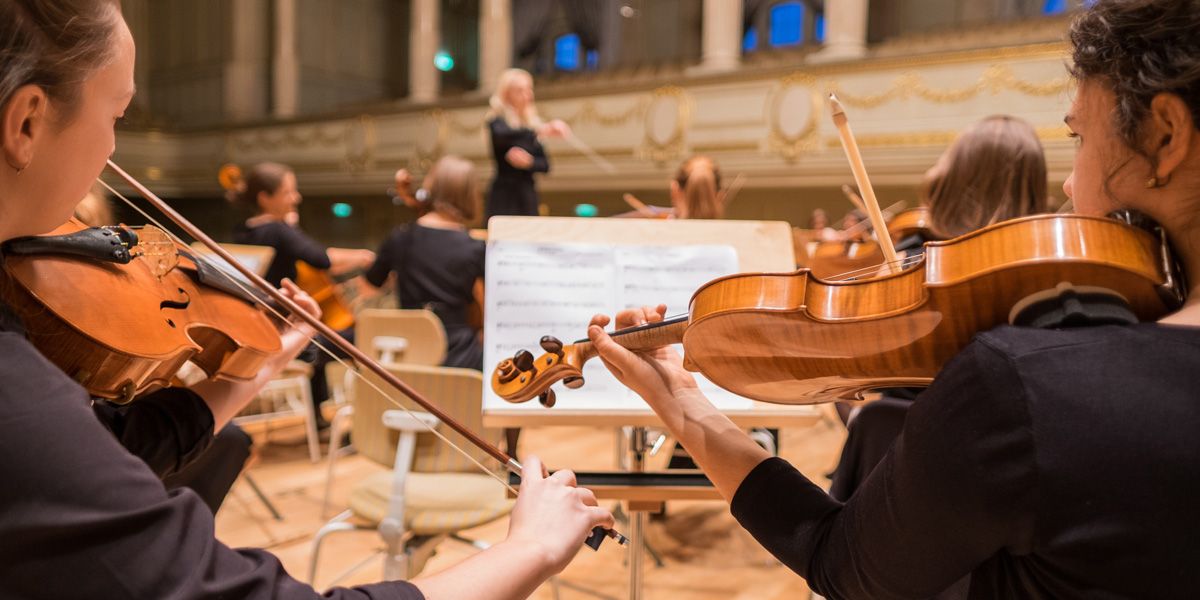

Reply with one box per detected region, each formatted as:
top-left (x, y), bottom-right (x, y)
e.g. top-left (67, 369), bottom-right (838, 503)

top-left (354, 309), bottom-right (447, 367)
top-left (353, 363), bottom-right (500, 475)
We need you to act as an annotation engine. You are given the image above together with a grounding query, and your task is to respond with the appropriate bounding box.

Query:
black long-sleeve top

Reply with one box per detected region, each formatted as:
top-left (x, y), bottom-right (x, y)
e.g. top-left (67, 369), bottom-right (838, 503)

top-left (0, 299), bottom-right (422, 599)
top-left (732, 323), bottom-right (1200, 600)
top-left (233, 219), bottom-right (331, 288)
top-left (487, 117), bottom-right (549, 218)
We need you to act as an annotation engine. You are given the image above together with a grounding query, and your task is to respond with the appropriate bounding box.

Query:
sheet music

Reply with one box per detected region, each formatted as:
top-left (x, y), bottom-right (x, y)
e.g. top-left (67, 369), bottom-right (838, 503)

top-left (484, 240), bottom-right (750, 411)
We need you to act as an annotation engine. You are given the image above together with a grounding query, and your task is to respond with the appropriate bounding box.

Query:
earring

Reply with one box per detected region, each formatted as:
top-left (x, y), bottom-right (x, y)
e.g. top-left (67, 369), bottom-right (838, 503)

top-left (1147, 174), bottom-right (1171, 188)
top-left (6, 157), bottom-right (29, 174)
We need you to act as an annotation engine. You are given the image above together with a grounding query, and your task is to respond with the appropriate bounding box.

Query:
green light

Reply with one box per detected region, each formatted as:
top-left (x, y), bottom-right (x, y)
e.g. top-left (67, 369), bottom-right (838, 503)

top-left (434, 52), bottom-right (454, 71)
top-left (574, 203), bottom-right (598, 218)
top-left (332, 203), bottom-right (353, 218)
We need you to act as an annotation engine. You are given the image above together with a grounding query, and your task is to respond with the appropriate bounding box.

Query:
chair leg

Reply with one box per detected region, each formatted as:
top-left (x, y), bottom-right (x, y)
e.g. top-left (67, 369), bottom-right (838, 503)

top-left (242, 473), bottom-right (282, 521)
top-left (321, 405), bottom-right (355, 519)
top-left (308, 509), bottom-right (358, 585)
top-left (299, 379), bottom-right (321, 464)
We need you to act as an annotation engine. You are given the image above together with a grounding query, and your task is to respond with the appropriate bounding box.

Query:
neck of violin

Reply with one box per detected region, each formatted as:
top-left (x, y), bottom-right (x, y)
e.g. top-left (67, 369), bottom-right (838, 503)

top-left (574, 316), bottom-right (688, 362)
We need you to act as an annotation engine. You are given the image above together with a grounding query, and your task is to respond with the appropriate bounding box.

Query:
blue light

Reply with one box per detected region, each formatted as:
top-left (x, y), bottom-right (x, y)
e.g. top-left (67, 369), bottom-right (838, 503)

top-left (815, 14), bottom-right (826, 42)
top-left (434, 52), bottom-right (454, 71)
top-left (332, 203), bottom-right (353, 218)
top-left (1042, 0), bottom-right (1066, 14)
top-left (586, 49), bottom-right (599, 70)
top-left (769, 2), bottom-right (804, 47)
top-left (574, 203), bottom-right (598, 218)
top-left (555, 33), bottom-right (581, 70)
top-left (743, 26), bottom-right (758, 53)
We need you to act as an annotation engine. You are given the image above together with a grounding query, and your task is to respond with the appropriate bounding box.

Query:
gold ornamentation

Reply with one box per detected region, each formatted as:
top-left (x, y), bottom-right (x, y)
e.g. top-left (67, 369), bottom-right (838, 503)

top-left (637, 86), bottom-right (690, 163)
top-left (767, 72), bottom-right (823, 160)
top-left (820, 125), bottom-right (1074, 149)
top-left (826, 64), bottom-right (1072, 109)
top-left (544, 97), bottom-right (650, 128)
top-left (226, 123), bottom-right (352, 152)
top-left (411, 109), bottom-right (450, 172)
top-left (343, 114), bottom-right (378, 173)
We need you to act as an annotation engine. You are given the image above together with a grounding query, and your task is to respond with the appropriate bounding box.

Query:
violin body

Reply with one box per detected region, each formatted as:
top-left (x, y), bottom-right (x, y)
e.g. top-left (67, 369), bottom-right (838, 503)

top-left (806, 207), bottom-right (933, 280)
top-left (493, 214), bottom-right (1176, 404)
top-left (0, 219), bottom-right (282, 402)
top-left (294, 261), bottom-right (355, 331)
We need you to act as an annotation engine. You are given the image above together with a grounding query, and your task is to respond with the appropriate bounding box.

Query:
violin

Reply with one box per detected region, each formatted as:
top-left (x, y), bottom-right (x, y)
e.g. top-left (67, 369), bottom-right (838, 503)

top-left (0, 217), bottom-right (281, 403)
top-left (219, 163), bottom-right (356, 331)
top-left (492, 212), bottom-right (1183, 406)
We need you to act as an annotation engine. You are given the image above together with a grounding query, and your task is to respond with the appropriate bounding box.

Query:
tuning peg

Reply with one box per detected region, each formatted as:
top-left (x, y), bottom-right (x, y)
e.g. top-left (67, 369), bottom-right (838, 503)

top-left (539, 388), bottom-right (556, 408)
top-left (496, 359), bottom-right (519, 384)
top-left (513, 349), bottom-right (535, 373)
top-left (539, 335), bottom-right (564, 357)
top-left (563, 376), bottom-right (584, 389)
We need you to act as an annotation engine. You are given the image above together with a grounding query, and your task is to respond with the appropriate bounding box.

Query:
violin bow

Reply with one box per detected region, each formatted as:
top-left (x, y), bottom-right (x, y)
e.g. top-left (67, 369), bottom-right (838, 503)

top-left (103, 160), bottom-right (628, 549)
top-left (564, 133), bottom-right (617, 174)
top-left (840, 184), bottom-right (868, 214)
top-left (622, 193), bottom-right (658, 218)
top-left (829, 95), bottom-right (901, 274)
top-left (722, 171), bottom-right (747, 209)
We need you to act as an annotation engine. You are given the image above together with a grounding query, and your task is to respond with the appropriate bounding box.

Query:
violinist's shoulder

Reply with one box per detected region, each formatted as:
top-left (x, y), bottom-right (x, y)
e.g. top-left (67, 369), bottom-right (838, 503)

top-left (972, 322), bottom-right (1200, 369)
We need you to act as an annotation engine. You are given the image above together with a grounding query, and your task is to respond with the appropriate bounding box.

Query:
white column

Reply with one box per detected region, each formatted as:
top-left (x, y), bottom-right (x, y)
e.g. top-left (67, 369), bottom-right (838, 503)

top-left (808, 0), bottom-right (868, 63)
top-left (695, 0), bottom-right (743, 73)
top-left (410, 0), bottom-right (441, 104)
top-left (477, 0), bottom-right (512, 96)
top-left (225, 0), bottom-right (269, 121)
top-left (272, 0), bottom-right (299, 117)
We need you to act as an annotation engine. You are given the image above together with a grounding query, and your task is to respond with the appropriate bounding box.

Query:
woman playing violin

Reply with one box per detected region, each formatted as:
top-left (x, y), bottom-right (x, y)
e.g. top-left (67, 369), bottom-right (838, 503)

top-left (228, 162), bottom-right (376, 426)
top-left (588, 1), bottom-right (1200, 598)
top-left (0, 1), bottom-right (611, 598)
top-left (829, 114), bottom-right (1052, 505)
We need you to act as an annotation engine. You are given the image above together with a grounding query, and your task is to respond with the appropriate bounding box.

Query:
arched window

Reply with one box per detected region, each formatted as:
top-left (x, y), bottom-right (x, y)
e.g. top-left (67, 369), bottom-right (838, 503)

top-left (743, 26), bottom-right (758, 53)
top-left (769, 2), bottom-right (804, 47)
top-left (554, 33), bottom-right (581, 70)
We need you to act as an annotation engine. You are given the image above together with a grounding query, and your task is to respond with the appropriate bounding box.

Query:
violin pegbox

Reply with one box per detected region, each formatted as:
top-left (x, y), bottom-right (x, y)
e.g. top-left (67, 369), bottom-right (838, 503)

top-left (491, 335), bottom-right (587, 407)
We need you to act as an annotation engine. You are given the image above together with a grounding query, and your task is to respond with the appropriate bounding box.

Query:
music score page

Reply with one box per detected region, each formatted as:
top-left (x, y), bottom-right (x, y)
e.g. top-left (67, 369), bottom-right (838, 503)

top-left (484, 240), bottom-right (752, 411)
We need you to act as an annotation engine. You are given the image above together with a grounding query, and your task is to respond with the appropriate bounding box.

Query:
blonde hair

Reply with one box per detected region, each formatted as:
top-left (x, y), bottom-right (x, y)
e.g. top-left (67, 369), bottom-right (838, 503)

top-left (487, 68), bottom-right (540, 129)
top-left (427, 155), bottom-right (481, 226)
top-left (673, 156), bottom-right (724, 220)
top-left (922, 115), bottom-right (1049, 239)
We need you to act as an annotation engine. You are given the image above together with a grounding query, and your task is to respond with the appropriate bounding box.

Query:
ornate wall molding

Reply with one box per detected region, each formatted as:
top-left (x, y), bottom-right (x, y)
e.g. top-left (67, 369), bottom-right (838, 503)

top-left (637, 86), bottom-right (692, 163)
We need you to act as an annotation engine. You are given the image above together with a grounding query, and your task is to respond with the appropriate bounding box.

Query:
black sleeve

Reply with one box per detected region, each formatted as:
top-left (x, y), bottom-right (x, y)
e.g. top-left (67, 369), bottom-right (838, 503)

top-left (730, 340), bottom-right (1037, 600)
top-left (529, 138), bottom-right (549, 174)
top-left (278, 224), bottom-right (332, 270)
top-left (470, 238), bottom-right (486, 281)
top-left (91, 387), bottom-right (215, 479)
top-left (0, 336), bottom-right (424, 600)
top-left (365, 228), bottom-right (404, 288)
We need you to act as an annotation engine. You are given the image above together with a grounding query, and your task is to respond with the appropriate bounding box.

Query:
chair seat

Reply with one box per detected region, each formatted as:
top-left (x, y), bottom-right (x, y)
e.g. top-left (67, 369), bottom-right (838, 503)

top-left (347, 471), bottom-right (514, 535)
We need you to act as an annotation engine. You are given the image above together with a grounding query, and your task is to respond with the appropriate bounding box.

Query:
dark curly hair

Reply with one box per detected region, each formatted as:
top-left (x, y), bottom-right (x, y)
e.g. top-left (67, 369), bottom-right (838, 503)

top-left (1070, 0), bottom-right (1200, 159)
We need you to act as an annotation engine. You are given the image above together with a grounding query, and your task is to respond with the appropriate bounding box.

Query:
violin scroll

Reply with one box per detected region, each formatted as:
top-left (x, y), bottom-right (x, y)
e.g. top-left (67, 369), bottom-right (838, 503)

top-left (491, 336), bottom-right (590, 406)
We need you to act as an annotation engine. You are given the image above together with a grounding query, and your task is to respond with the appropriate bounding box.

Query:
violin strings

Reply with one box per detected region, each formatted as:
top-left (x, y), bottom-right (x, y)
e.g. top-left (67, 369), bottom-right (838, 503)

top-left (824, 253), bottom-right (924, 282)
top-left (99, 179), bottom-right (520, 496)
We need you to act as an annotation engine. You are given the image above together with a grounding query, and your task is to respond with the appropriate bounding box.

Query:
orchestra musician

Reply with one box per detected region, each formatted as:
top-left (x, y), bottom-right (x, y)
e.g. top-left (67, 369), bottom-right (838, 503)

top-left (228, 161), bottom-right (376, 428)
top-left (586, 1), bottom-right (1200, 597)
top-left (485, 68), bottom-right (570, 220)
top-left (670, 155), bottom-right (725, 220)
top-left (829, 114), bottom-right (1052, 510)
top-left (0, 2), bottom-right (612, 598)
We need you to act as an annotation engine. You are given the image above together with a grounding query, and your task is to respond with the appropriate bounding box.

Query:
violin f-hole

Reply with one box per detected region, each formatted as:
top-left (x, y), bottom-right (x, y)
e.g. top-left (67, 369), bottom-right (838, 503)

top-left (159, 287), bottom-right (191, 328)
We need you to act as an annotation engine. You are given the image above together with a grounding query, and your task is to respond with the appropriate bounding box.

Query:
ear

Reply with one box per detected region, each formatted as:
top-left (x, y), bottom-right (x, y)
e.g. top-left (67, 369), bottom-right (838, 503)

top-left (1, 85), bottom-right (47, 171)
top-left (255, 190), bottom-right (270, 211)
top-left (1146, 92), bottom-right (1196, 181)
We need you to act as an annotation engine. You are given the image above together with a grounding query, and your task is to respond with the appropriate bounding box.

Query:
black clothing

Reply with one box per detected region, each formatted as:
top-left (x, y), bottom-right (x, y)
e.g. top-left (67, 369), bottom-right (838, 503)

top-left (487, 117), bottom-right (548, 219)
top-left (826, 391), bottom-right (916, 502)
top-left (365, 224), bottom-right (486, 370)
top-left (233, 219), bottom-right (331, 288)
top-left (732, 323), bottom-right (1200, 600)
top-left (162, 423), bottom-right (253, 513)
top-left (0, 299), bottom-right (423, 599)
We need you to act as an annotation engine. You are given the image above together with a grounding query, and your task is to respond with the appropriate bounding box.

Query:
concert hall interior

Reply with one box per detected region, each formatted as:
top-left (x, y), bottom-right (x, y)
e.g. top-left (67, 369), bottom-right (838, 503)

top-left (8, 0), bottom-right (1200, 599)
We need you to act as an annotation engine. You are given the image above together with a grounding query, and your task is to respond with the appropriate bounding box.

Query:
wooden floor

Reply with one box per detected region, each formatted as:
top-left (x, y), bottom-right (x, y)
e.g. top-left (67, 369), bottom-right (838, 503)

top-left (214, 414), bottom-right (847, 599)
